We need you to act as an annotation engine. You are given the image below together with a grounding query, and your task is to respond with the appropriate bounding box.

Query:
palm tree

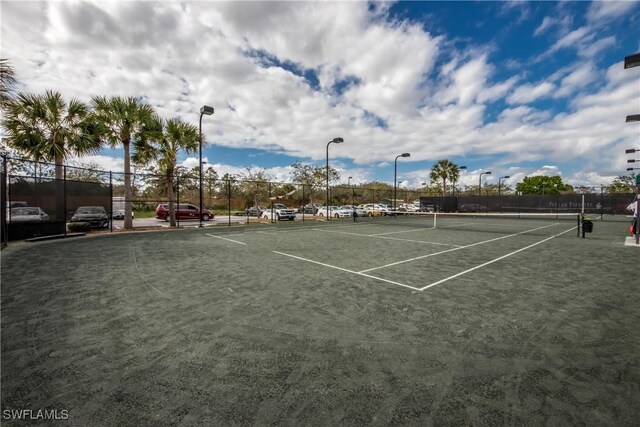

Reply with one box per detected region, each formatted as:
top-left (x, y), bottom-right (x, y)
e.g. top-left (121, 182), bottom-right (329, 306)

top-left (1, 58), bottom-right (17, 109)
top-left (429, 159), bottom-right (461, 196)
top-left (92, 96), bottom-right (156, 229)
top-left (3, 90), bottom-right (102, 179)
top-left (134, 116), bottom-right (199, 227)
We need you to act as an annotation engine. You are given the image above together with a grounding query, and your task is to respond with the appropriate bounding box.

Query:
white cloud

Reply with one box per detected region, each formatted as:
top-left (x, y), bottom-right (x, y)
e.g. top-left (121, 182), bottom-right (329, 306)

top-left (579, 35), bottom-right (616, 59)
top-left (1, 1), bottom-right (638, 189)
top-left (507, 81), bottom-right (555, 104)
top-left (548, 27), bottom-right (593, 54)
top-left (534, 16), bottom-right (556, 36)
top-left (554, 63), bottom-right (598, 98)
top-left (587, 1), bottom-right (639, 24)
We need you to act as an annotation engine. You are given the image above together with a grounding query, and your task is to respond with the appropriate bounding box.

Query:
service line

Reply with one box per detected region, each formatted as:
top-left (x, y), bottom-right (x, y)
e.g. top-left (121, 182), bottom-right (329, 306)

top-left (272, 251), bottom-right (422, 291)
top-left (359, 222), bottom-right (561, 273)
top-left (420, 226), bottom-right (577, 290)
top-left (313, 228), bottom-right (460, 247)
top-left (206, 234), bottom-right (247, 245)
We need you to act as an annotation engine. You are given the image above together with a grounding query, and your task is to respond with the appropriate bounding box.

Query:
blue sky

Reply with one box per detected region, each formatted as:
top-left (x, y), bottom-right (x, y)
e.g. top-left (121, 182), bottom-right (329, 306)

top-left (2, 1), bottom-right (639, 189)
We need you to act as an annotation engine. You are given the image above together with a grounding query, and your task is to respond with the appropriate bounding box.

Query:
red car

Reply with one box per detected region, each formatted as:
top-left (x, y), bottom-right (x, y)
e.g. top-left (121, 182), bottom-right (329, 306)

top-left (155, 203), bottom-right (214, 222)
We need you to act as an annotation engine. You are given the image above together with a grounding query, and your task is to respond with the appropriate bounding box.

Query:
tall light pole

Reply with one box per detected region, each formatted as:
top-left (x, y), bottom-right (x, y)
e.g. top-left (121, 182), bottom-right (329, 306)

top-left (624, 52), bottom-right (640, 244)
top-left (479, 171), bottom-right (492, 197)
top-left (199, 105), bottom-right (214, 228)
top-left (394, 153), bottom-right (410, 211)
top-left (326, 137), bottom-right (344, 218)
top-left (498, 175), bottom-right (510, 212)
top-left (453, 165), bottom-right (467, 196)
top-left (348, 176), bottom-right (353, 207)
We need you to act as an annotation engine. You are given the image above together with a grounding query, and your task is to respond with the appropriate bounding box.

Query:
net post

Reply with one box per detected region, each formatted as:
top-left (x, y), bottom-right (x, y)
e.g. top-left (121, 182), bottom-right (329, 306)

top-left (433, 212), bottom-right (437, 229)
top-left (577, 214), bottom-right (581, 238)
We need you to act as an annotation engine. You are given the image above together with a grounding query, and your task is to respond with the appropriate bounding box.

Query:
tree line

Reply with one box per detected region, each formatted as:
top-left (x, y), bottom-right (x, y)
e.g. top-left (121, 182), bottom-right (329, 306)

top-left (2, 58), bottom-right (636, 228)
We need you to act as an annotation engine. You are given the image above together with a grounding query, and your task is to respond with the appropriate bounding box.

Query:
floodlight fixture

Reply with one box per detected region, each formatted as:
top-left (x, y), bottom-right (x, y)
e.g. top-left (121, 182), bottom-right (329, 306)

top-left (200, 105), bottom-right (214, 116)
top-left (624, 52), bottom-right (640, 69)
top-left (626, 114), bottom-right (640, 123)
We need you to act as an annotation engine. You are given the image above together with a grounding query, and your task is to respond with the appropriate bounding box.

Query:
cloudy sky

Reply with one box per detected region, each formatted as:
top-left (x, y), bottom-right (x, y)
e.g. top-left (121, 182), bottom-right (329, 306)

top-left (1, 0), bottom-right (639, 189)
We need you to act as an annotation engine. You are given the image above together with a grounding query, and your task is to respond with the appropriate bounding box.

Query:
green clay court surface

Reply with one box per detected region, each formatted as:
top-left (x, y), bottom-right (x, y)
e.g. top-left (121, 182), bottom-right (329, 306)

top-left (1, 217), bottom-right (639, 425)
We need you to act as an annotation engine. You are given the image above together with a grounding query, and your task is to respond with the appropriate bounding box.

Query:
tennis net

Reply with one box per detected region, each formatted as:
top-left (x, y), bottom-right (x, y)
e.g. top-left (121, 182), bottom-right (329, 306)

top-left (355, 211), bottom-right (582, 237)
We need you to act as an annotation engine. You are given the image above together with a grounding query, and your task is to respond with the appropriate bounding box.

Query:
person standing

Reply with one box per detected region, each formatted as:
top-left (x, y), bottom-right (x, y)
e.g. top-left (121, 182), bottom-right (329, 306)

top-left (627, 196), bottom-right (638, 234)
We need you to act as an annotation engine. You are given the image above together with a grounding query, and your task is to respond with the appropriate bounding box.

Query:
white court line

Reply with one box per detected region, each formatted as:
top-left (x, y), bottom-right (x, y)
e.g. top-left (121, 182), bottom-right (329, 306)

top-left (436, 221), bottom-right (476, 229)
top-left (420, 226), bottom-right (577, 290)
top-left (371, 227), bottom-right (433, 236)
top-left (358, 223), bottom-right (561, 273)
top-left (205, 233), bottom-right (247, 245)
top-left (314, 228), bottom-right (460, 247)
top-left (272, 251), bottom-right (422, 291)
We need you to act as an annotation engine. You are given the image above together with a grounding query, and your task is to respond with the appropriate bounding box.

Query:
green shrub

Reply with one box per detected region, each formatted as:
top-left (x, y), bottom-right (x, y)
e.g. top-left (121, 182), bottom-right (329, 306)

top-left (67, 222), bottom-right (92, 233)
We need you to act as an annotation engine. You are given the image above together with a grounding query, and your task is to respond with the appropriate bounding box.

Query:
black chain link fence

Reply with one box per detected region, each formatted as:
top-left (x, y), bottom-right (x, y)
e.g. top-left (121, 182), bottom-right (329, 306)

top-left (2, 156), bottom-right (637, 243)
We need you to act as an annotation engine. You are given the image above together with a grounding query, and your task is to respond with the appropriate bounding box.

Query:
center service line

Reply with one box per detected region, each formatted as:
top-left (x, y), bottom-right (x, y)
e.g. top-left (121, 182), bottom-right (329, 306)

top-left (420, 226), bottom-right (577, 290)
top-left (272, 251), bottom-right (422, 291)
top-left (359, 222), bottom-right (559, 273)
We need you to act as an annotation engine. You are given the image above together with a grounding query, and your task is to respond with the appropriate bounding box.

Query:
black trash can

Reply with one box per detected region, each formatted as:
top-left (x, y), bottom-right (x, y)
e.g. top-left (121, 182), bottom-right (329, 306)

top-left (583, 219), bottom-right (593, 233)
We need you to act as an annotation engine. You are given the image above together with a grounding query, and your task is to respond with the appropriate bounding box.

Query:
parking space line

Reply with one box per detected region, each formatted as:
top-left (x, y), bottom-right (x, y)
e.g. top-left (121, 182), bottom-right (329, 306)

top-left (205, 234), bottom-right (247, 245)
top-left (272, 251), bottom-right (422, 291)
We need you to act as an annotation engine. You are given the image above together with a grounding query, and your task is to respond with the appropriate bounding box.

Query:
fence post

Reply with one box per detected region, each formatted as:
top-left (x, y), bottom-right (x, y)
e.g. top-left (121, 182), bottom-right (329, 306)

top-left (1, 156), bottom-right (6, 248)
top-left (228, 178), bottom-right (231, 226)
top-left (301, 184), bottom-right (305, 223)
top-left (63, 165), bottom-right (67, 237)
top-left (109, 171), bottom-right (113, 232)
top-left (176, 175), bottom-right (180, 228)
top-left (600, 186), bottom-right (604, 220)
top-left (268, 182), bottom-right (273, 224)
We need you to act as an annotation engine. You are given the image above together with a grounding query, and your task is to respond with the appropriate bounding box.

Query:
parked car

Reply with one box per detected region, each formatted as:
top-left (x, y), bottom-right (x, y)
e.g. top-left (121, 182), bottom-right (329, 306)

top-left (262, 203), bottom-right (297, 221)
top-left (8, 207), bottom-right (49, 222)
top-left (245, 206), bottom-right (268, 217)
top-left (340, 205), bottom-right (367, 217)
top-left (397, 203), bottom-right (419, 214)
top-left (111, 209), bottom-right (134, 219)
top-left (71, 206), bottom-right (109, 228)
top-left (359, 204), bottom-right (388, 217)
top-left (155, 203), bottom-right (214, 222)
top-left (298, 203), bottom-right (322, 214)
top-left (317, 206), bottom-right (353, 218)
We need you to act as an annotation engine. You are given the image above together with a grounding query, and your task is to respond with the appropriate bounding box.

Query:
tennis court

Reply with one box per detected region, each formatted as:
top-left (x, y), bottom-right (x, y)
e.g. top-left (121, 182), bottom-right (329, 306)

top-left (1, 214), bottom-right (639, 425)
